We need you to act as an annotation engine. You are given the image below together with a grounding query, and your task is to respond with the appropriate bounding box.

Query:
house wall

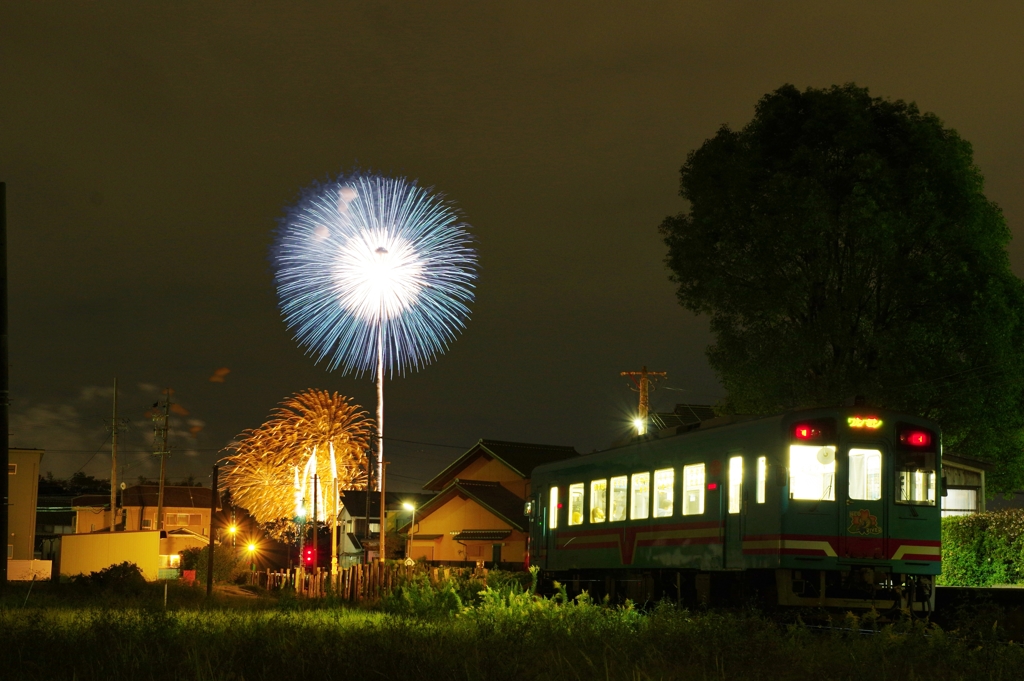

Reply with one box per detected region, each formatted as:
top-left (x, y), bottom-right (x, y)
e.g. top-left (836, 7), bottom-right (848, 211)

top-left (8, 449), bottom-right (43, 560)
top-left (125, 506), bottom-right (211, 535)
top-left (457, 456), bottom-right (527, 497)
top-left (412, 495), bottom-right (525, 562)
top-left (76, 508), bottom-right (112, 534)
top-left (61, 531), bottom-right (161, 580)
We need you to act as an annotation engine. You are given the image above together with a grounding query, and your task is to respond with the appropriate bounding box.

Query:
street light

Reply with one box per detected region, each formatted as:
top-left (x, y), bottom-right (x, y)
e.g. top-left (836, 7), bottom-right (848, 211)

top-left (228, 524), bottom-right (237, 549)
top-left (402, 502), bottom-right (416, 562)
top-left (246, 542), bottom-right (257, 584)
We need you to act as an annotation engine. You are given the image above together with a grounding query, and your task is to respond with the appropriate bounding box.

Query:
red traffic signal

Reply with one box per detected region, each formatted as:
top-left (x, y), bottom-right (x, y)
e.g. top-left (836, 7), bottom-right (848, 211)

top-left (303, 547), bottom-right (316, 565)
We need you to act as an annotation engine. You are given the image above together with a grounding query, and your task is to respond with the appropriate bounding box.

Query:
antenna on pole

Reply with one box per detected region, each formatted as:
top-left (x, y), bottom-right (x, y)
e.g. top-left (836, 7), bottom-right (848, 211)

top-left (620, 365), bottom-right (667, 436)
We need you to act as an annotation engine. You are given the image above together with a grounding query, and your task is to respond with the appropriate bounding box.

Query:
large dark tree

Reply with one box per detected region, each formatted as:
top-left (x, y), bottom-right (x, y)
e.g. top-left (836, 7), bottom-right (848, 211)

top-left (660, 84), bottom-right (1024, 491)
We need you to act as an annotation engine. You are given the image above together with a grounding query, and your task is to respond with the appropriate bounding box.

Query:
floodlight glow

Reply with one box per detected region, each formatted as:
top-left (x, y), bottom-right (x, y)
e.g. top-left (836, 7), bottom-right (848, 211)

top-left (633, 418), bottom-right (645, 435)
top-left (402, 502), bottom-right (415, 511)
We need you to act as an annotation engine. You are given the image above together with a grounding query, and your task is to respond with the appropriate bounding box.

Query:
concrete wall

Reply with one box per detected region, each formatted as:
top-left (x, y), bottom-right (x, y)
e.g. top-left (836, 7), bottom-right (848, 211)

top-left (60, 531), bottom-right (161, 580)
top-left (8, 449), bottom-right (43, 560)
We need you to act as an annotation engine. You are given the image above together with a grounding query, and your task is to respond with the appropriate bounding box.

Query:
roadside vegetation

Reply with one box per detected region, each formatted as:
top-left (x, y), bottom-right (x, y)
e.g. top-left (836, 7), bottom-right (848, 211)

top-left (2, 565), bottom-right (1024, 681)
top-left (938, 509), bottom-right (1024, 586)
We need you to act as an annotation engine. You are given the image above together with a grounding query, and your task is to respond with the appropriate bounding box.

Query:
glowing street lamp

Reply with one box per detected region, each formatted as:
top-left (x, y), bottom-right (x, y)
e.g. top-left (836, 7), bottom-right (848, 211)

top-left (246, 542), bottom-right (257, 582)
top-left (633, 417), bottom-right (646, 436)
top-left (402, 502), bottom-right (417, 561)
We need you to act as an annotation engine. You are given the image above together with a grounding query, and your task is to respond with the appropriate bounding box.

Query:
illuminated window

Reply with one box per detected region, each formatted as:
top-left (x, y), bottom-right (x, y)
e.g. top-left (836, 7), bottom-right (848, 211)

top-left (609, 476), bottom-right (628, 521)
top-left (683, 463), bottom-right (705, 515)
top-left (630, 472), bottom-right (650, 520)
top-left (728, 456), bottom-right (743, 514)
top-left (788, 445), bottom-right (836, 501)
top-left (590, 479), bottom-right (607, 523)
top-left (654, 469), bottom-right (674, 517)
top-left (548, 487), bottom-right (558, 529)
top-left (568, 483), bottom-right (585, 525)
top-left (756, 457), bottom-right (767, 504)
top-left (849, 448), bottom-right (882, 501)
top-left (896, 451), bottom-right (937, 507)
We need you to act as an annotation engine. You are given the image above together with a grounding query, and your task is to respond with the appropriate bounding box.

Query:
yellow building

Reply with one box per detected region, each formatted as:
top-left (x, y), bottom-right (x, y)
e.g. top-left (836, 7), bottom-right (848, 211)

top-left (400, 440), bottom-right (577, 566)
top-left (8, 448), bottom-right (43, 560)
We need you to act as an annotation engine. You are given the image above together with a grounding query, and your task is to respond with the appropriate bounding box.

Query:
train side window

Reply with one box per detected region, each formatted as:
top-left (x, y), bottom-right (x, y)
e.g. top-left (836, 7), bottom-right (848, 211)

top-left (568, 483), bottom-right (585, 525)
top-left (849, 448), bottom-right (882, 501)
top-left (728, 456), bottom-right (743, 514)
top-left (630, 472), bottom-right (650, 520)
top-left (654, 468), bottom-right (674, 517)
top-left (610, 476), bottom-right (628, 521)
top-left (548, 487), bottom-right (559, 529)
top-left (756, 456), bottom-right (767, 504)
top-left (683, 463), bottom-right (705, 515)
top-left (789, 445), bottom-right (836, 501)
top-left (590, 479), bottom-right (608, 523)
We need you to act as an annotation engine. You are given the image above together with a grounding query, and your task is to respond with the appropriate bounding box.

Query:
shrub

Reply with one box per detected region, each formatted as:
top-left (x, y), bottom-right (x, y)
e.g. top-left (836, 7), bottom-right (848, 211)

top-left (71, 561), bottom-right (147, 595)
top-left (939, 509), bottom-right (1024, 586)
top-left (189, 545), bottom-right (244, 585)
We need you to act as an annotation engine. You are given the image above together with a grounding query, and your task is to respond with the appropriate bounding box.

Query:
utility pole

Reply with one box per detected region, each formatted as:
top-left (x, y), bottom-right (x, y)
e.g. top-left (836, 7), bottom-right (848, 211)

top-left (312, 473), bottom-right (319, 571)
top-left (379, 460), bottom-right (387, 563)
top-left (110, 378), bottom-right (120, 531)
top-left (1, 182), bottom-right (9, 594)
top-left (154, 390), bottom-right (170, 530)
top-left (330, 475), bottom-right (338, 585)
top-left (620, 366), bottom-right (667, 436)
top-left (206, 463), bottom-right (218, 598)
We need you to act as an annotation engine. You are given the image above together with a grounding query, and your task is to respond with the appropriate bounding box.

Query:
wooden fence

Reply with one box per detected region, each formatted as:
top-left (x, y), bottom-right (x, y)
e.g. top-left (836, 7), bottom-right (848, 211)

top-left (250, 563), bottom-right (480, 601)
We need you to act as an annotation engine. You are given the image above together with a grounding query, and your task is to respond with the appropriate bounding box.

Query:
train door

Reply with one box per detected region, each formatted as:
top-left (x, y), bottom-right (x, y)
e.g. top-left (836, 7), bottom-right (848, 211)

top-left (840, 446), bottom-right (886, 559)
top-left (724, 455), bottom-right (744, 567)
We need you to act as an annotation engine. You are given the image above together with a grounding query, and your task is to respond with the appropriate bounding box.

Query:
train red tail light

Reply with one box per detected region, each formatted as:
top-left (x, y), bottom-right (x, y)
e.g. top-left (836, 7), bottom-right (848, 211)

top-left (791, 418), bottom-right (835, 442)
top-left (897, 423), bottom-right (937, 452)
top-left (706, 482), bottom-right (719, 491)
top-left (901, 430), bottom-right (932, 447)
top-left (794, 425), bottom-right (815, 440)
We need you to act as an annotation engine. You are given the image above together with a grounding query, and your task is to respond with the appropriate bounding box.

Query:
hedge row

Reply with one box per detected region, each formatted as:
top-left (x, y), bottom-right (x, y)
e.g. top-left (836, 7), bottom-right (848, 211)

top-left (938, 508), bottom-right (1024, 586)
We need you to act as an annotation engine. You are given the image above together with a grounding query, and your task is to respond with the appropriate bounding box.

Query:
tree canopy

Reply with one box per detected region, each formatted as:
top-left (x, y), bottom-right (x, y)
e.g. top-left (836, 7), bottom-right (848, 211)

top-left (660, 83), bottom-right (1024, 491)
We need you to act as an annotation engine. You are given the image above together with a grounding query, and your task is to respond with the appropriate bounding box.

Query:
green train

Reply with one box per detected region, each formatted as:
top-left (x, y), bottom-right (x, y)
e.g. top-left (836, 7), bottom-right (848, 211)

top-left (527, 406), bottom-right (941, 610)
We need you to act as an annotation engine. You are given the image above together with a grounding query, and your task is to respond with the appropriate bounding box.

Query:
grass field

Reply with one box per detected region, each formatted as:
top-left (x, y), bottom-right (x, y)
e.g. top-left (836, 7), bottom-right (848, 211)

top-left (2, 577), bottom-right (1023, 681)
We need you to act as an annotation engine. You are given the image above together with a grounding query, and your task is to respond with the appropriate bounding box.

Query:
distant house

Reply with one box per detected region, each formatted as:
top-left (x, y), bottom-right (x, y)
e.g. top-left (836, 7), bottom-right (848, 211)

top-left (8, 448), bottom-right (52, 580)
top-left (337, 490), bottom-right (434, 565)
top-left (71, 485), bottom-right (217, 575)
top-left (398, 439), bottom-right (578, 566)
top-left (941, 454), bottom-right (993, 516)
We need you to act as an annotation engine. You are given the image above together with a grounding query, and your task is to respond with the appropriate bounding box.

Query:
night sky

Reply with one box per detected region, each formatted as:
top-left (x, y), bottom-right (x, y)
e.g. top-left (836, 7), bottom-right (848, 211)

top-left (3, 3), bottom-right (1023, 491)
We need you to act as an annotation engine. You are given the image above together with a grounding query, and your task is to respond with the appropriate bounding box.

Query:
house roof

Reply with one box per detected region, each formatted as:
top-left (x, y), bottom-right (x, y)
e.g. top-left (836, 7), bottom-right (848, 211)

top-left (71, 494), bottom-right (110, 509)
top-left (423, 439), bottom-right (579, 491)
top-left (399, 479), bottom-right (527, 533)
top-left (338, 491), bottom-right (435, 518)
top-left (122, 485), bottom-right (217, 509)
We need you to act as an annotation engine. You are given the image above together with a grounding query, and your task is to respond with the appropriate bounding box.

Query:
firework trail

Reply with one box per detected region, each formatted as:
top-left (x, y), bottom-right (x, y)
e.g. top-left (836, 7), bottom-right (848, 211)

top-left (272, 171), bottom-right (478, 489)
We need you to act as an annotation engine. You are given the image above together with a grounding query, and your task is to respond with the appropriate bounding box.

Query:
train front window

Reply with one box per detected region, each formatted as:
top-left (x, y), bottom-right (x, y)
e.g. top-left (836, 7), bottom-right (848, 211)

top-left (610, 476), bottom-right (628, 521)
top-left (568, 483), bottom-right (585, 525)
top-left (590, 479), bottom-right (607, 523)
top-left (849, 448), bottom-right (882, 501)
top-left (789, 445), bottom-right (836, 501)
top-left (897, 451), bottom-right (937, 506)
top-left (631, 472), bottom-right (650, 520)
top-left (548, 487), bottom-right (558, 529)
top-left (654, 468), bottom-right (674, 517)
top-left (683, 463), bottom-right (705, 515)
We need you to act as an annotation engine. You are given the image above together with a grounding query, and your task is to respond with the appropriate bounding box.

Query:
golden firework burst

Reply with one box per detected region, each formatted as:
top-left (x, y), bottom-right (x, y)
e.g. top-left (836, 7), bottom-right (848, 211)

top-left (221, 389), bottom-right (372, 529)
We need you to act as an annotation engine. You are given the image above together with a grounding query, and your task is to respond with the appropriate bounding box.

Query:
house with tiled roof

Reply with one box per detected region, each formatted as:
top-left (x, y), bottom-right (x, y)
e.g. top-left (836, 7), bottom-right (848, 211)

top-left (398, 439), bottom-right (578, 566)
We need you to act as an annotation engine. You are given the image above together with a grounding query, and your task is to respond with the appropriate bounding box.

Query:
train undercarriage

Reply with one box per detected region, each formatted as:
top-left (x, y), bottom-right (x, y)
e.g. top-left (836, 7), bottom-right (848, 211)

top-left (541, 567), bottom-right (936, 612)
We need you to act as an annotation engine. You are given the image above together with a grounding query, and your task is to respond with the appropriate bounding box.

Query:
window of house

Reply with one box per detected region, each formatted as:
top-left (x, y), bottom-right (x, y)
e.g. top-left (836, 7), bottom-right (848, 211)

top-left (590, 479), bottom-right (607, 523)
top-left (756, 456), bottom-right (767, 504)
top-left (849, 448), bottom-right (882, 501)
top-left (549, 486), bottom-right (559, 529)
top-left (609, 476), bottom-right (628, 521)
top-left (653, 469), bottom-right (674, 518)
top-left (728, 456), bottom-right (743, 514)
top-left (683, 463), bottom-right (705, 515)
top-left (189, 514), bottom-right (201, 526)
top-left (568, 483), bottom-right (585, 525)
top-left (942, 488), bottom-right (979, 517)
top-left (788, 445), bottom-right (836, 501)
top-left (630, 472), bottom-right (650, 520)
top-left (142, 519), bottom-right (152, 529)
top-left (8, 464), bottom-right (16, 475)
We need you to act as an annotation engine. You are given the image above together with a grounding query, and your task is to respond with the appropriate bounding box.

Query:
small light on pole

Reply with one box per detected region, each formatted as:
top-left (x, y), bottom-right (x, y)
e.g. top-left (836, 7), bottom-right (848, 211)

top-left (246, 542), bottom-right (257, 583)
top-left (402, 502), bottom-right (416, 561)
